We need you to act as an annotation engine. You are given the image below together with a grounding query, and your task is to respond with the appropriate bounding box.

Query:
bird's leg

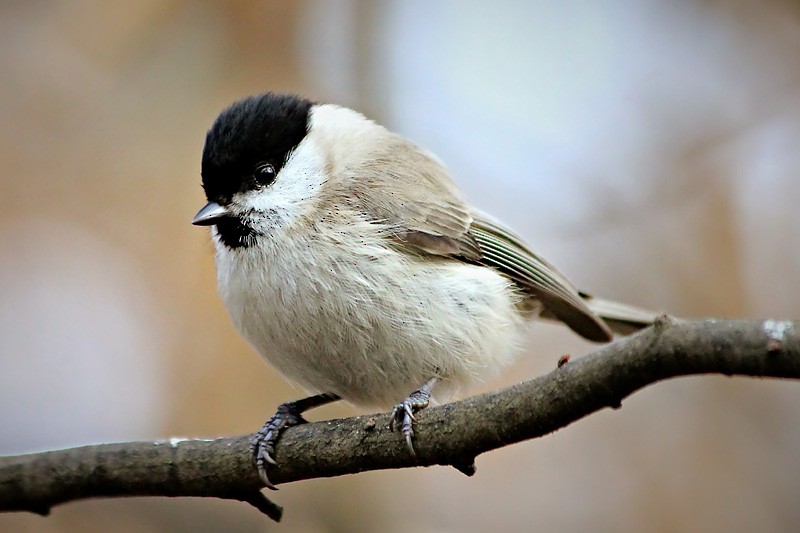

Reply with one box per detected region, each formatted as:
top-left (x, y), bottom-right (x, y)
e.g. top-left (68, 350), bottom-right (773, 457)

top-left (389, 377), bottom-right (439, 456)
top-left (250, 392), bottom-right (340, 489)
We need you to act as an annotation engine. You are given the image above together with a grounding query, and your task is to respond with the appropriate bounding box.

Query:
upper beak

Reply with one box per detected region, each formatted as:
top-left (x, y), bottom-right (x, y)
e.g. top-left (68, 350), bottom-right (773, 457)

top-left (192, 202), bottom-right (231, 226)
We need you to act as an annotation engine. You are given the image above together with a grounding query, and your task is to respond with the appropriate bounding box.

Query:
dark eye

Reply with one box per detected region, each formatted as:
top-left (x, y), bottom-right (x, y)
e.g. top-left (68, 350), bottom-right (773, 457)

top-left (254, 162), bottom-right (276, 186)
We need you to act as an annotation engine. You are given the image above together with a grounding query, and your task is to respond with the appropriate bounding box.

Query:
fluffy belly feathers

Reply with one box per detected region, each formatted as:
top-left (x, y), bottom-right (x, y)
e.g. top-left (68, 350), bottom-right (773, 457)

top-left (216, 234), bottom-right (525, 407)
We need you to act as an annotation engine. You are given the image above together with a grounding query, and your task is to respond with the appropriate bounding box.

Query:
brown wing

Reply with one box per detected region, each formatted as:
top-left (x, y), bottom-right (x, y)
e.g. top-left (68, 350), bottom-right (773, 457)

top-left (344, 136), bottom-right (612, 342)
top-left (336, 136), bottom-right (482, 259)
top-left (468, 211), bottom-right (613, 342)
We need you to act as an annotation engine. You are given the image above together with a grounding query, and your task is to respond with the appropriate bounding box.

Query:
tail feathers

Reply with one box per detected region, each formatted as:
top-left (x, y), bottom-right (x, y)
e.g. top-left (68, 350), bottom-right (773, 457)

top-left (537, 291), bottom-right (660, 339)
top-left (579, 293), bottom-right (659, 336)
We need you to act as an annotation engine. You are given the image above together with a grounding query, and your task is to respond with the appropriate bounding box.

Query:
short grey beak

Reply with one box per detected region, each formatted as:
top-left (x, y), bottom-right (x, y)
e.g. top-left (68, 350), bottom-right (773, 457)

top-left (192, 202), bottom-right (230, 226)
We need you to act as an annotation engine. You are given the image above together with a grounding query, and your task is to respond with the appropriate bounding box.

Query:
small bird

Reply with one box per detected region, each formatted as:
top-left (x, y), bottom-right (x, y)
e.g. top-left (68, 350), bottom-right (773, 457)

top-left (193, 92), bottom-right (655, 488)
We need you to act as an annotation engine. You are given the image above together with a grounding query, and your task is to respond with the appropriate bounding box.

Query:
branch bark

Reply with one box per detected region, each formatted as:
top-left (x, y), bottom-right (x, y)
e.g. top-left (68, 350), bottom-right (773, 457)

top-left (1, 317), bottom-right (797, 522)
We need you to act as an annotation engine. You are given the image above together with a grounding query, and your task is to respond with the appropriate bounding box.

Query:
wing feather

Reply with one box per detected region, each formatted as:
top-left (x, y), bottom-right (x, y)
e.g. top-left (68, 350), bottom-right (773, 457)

top-left (339, 134), bottom-right (612, 341)
top-left (468, 212), bottom-right (612, 341)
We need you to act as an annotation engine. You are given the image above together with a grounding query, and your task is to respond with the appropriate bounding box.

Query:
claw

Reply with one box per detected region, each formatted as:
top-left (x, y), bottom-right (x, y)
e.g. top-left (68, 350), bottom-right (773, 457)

top-left (256, 456), bottom-right (277, 490)
top-left (405, 432), bottom-right (416, 458)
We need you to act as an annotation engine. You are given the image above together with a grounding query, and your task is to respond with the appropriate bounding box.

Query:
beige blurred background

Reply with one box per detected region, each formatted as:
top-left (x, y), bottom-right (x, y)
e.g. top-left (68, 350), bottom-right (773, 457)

top-left (1, 1), bottom-right (799, 531)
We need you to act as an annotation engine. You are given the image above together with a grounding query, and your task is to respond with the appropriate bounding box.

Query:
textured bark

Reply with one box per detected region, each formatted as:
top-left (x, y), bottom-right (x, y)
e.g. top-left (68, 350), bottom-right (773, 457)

top-left (1, 317), bottom-right (797, 522)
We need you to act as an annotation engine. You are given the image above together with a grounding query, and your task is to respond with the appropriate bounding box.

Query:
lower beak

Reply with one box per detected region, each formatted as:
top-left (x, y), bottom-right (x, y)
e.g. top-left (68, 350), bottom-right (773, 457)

top-left (192, 202), bottom-right (231, 226)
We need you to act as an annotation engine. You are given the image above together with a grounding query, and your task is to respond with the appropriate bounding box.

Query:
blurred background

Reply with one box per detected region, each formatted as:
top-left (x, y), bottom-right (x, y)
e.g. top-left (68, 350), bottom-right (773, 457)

top-left (1, 1), bottom-right (799, 531)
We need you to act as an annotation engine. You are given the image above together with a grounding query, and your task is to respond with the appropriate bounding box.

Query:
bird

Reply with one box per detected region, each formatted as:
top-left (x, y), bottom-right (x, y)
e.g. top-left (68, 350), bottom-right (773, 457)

top-left (192, 92), bottom-right (656, 489)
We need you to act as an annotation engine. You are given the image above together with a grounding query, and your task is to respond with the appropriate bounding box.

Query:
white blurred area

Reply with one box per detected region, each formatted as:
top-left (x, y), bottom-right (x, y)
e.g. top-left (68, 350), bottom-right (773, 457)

top-left (1, 1), bottom-right (799, 531)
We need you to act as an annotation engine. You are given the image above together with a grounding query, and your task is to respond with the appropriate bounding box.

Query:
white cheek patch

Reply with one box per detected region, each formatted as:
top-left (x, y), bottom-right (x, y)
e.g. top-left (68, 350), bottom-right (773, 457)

top-left (235, 136), bottom-right (327, 232)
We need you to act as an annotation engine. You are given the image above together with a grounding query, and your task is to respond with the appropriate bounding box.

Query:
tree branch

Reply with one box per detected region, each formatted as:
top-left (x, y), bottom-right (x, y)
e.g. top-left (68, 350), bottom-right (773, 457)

top-left (1, 317), bottom-right (797, 522)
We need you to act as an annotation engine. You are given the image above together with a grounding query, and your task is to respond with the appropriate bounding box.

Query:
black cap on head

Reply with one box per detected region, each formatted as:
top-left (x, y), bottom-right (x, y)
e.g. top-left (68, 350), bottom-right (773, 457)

top-left (201, 93), bottom-right (313, 204)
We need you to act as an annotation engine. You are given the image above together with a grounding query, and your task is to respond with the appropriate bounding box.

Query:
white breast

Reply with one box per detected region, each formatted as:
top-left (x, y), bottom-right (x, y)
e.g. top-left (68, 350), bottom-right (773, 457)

top-left (214, 221), bottom-right (525, 408)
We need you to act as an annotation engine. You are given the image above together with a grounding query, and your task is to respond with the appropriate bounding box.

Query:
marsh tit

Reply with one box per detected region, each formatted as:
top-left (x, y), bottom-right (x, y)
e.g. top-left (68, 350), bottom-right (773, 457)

top-left (193, 92), bottom-right (655, 488)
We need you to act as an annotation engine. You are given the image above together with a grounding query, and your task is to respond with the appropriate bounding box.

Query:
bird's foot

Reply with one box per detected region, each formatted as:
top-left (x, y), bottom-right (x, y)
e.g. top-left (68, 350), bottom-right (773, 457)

top-left (389, 378), bottom-right (439, 456)
top-left (250, 403), bottom-right (308, 490)
top-left (250, 393), bottom-right (340, 490)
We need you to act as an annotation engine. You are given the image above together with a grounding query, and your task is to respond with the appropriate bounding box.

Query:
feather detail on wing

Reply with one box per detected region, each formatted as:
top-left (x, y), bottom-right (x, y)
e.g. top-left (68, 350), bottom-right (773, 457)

top-left (334, 135), bottom-right (483, 259)
top-left (468, 211), bottom-right (613, 342)
top-left (338, 133), bottom-right (634, 342)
